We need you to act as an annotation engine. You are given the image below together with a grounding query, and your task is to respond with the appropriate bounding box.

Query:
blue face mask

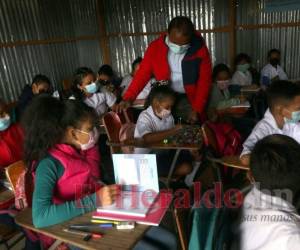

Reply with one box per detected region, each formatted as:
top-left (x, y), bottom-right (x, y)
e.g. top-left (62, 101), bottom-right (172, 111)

top-left (237, 63), bottom-right (250, 73)
top-left (85, 82), bottom-right (98, 94)
top-left (166, 36), bottom-right (190, 54)
top-left (0, 115), bottom-right (11, 131)
top-left (284, 110), bottom-right (300, 124)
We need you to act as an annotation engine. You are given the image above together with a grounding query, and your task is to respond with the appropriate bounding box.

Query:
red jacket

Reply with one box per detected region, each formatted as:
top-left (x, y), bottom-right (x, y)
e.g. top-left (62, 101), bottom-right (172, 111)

top-left (0, 123), bottom-right (24, 167)
top-left (123, 33), bottom-right (212, 114)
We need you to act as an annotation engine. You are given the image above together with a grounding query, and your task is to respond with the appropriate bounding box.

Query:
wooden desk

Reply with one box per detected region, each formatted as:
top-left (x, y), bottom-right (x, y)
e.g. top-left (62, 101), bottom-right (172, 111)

top-left (15, 209), bottom-right (150, 250)
top-left (208, 155), bottom-right (249, 171)
top-left (216, 106), bottom-right (249, 117)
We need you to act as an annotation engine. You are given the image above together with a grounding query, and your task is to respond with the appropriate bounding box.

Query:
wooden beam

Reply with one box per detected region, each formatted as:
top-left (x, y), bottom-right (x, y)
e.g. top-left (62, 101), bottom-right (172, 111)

top-left (96, 0), bottom-right (111, 65)
top-left (237, 22), bottom-right (300, 30)
top-left (228, 0), bottom-right (237, 68)
top-left (0, 35), bottom-right (99, 48)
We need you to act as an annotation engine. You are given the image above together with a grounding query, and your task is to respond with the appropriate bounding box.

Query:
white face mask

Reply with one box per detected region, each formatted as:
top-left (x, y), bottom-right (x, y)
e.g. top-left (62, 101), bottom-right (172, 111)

top-left (157, 108), bottom-right (171, 119)
top-left (165, 36), bottom-right (190, 54)
top-left (76, 127), bottom-right (99, 151)
top-left (216, 80), bottom-right (230, 90)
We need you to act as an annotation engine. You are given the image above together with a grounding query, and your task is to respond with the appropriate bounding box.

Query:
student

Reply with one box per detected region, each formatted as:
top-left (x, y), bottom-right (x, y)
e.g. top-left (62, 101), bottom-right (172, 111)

top-left (208, 63), bottom-right (243, 111)
top-left (120, 57), bottom-right (153, 101)
top-left (134, 84), bottom-right (192, 177)
top-left (261, 49), bottom-right (288, 87)
top-left (21, 96), bottom-right (119, 247)
top-left (16, 74), bottom-right (52, 118)
top-left (240, 134), bottom-right (300, 250)
top-left (240, 80), bottom-right (300, 165)
top-left (0, 98), bottom-right (24, 167)
top-left (97, 64), bottom-right (121, 94)
top-left (71, 67), bottom-right (117, 117)
top-left (231, 53), bottom-right (253, 86)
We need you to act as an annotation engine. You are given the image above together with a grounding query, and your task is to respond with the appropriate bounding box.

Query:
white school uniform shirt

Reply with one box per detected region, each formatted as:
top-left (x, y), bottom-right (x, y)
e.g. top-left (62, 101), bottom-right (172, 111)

top-left (260, 63), bottom-right (288, 84)
top-left (241, 109), bottom-right (300, 156)
top-left (134, 106), bottom-right (174, 154)
top-left (167, 48), bottom-right (186, 94)
top-left (240, 186), bottom-right (300, 250)
top-left (121, 75), bottom-right (153, 100)
top-left (231, 70), bottom-right (252, 86)
top-left (84, 92), bottom-right (116, 116)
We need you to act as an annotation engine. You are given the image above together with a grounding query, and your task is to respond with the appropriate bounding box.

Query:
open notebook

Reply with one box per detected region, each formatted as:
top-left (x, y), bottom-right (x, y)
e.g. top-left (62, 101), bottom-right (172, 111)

top-left (97, 154), bottom-right (159, 217)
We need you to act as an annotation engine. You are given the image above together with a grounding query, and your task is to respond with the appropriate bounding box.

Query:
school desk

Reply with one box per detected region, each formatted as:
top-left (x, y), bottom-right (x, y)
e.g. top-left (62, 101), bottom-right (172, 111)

top-left (15, 208), bottom-right (150, 250)
top-left (216, 106), bottom-right (249, 118)
top-left (107, 138), bottom-right (203, 187)
top-left (207, 155), bottom-right (249, 171)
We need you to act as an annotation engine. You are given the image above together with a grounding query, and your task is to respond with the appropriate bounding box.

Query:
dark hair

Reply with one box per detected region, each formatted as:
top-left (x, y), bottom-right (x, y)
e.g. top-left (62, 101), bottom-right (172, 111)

top-left (266, 80), bottom-right (300, 110)
top-left (132, 57), bottom-right (142, 72)
top-left (168, 16), bottom-right (195, 38)
top-left (31, 74), bottom-right (52, 87)
top-left (250, 134), bottom-right (300, 199)
top-left (22, 95), bottom-right (97, 171)
top-left (145, 83), bottom-right (175, 108)
top-left (98, 64), bottom-right (114, 77)
top-left (71, 67), bottom-right (94, 101)
top-left (268, 48), bottom-right (281, 58)
top-left (234, 53), bottom-right (251, 65)
top-left (212, 64), bottom-right (231, 81)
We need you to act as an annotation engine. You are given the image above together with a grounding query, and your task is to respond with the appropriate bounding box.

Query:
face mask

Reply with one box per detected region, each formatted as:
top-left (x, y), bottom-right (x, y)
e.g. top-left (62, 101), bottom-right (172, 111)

top-left (0, 115), bottom-right (11, 131)
top-left (157, 108), bottom-right (171, 119)
top-left (76, 127), bottom-right (99, 151)
top-left (85, 82), bottom-right (98, 94)
top-left (237, 64), bottom-right (250, 73)
top-left (270, 58), bottom-right (280, 67)
top-left (284, 110), bottom-right (300, 124)
top-left (216, 80), bottom-right (230, 90)
top-left (166, 36), bottom-right (190, 54)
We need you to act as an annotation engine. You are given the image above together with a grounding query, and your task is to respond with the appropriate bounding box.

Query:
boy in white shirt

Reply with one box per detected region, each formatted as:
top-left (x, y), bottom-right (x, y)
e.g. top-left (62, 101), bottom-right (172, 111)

top-left (231, 53), bottom-right (253, 86)
top-left (261, 49), bottom-right (288, 87)
top-left (134, 84), bottom-right (192, 177)
top-left (240, 80), bottom-right (300, 165)
top-left (240, 134), bottom-right (300, 250)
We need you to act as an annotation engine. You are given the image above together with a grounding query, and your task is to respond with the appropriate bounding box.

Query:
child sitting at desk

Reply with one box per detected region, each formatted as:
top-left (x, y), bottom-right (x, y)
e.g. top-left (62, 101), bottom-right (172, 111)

top-left (240, 134), bottom-right (300, 250)
top-left (231, 53), bottom-right (253, 87)
top-left (207, 63), bottom-right (244, 113)
top-left (0, 98), bottom-right (24, 167)
top-left (22, 96), bottom-right (119, 232)
top-left (240, 80), bottom-right (300, 165)
top-left (71, 67), bottom-right (117, 117)
top-left (134, 83), bottom-right (192, 178)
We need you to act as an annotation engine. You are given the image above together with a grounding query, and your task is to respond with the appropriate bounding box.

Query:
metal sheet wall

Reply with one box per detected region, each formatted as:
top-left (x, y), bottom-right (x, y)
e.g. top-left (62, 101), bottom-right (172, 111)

top-left (0, 0), bottom-right (102, 102)
top-left (104, 0), bottom-right (229, 76)
top-left (237, 0), bottom-right (300, 79)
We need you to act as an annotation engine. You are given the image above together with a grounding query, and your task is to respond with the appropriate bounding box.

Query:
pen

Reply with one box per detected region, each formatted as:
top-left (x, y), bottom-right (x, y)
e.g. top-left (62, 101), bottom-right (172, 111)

top-left (91, 219), bottom-right (120, 225)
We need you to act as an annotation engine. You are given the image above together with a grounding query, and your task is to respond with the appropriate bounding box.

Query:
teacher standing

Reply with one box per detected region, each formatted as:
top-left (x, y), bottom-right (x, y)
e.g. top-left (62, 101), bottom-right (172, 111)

top-left (116, 16), bottom-right (212, 123)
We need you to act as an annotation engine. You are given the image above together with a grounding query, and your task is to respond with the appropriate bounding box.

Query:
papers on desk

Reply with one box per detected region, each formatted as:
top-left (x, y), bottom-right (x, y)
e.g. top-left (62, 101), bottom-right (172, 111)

top-left (97, 154), bottom-right (159, 218)
top-left (231, 101), bottom-right (250, 108)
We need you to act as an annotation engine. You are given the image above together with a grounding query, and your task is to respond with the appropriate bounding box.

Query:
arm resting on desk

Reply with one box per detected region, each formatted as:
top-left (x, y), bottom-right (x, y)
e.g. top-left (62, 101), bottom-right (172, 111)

top-left (32, 158), bottom-right (97, 228)
top-left (143, 126), bottom-right (182, 144)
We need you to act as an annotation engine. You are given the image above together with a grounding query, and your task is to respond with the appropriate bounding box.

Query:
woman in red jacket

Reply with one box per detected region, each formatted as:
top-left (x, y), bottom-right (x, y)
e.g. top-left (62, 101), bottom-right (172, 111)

top-left (0, 99), bottom-right (24, 168)
top-left (116, 16), bottom-right (212, 123)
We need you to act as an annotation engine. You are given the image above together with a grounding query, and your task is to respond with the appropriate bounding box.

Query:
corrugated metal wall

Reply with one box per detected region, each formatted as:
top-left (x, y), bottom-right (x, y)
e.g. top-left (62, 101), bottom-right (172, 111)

top-left (237, 0), bottom-right (300, 79)
top-left (103, 0), bottom-right (230, 76)
top-left (0, 0), bottom-right (102, 102)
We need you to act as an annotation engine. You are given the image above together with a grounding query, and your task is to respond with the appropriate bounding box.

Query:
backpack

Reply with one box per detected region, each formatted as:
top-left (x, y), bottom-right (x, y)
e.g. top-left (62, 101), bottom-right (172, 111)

top-left (119, 110), bottom-right (136, 153)
top-left (206, 122), bottom-right (242, 157)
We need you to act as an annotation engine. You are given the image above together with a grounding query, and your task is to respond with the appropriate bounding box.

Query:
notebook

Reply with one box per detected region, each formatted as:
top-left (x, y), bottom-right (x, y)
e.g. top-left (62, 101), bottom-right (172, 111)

top-left (97, 154), bottom-right (159, 217)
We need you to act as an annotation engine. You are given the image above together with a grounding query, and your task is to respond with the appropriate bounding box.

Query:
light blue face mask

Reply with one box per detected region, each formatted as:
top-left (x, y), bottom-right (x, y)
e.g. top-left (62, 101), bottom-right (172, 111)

top-left (237, 63), bottom-right (250, 73)
top-left (0, 115), bottom-right (11, 131)
top-left (284, 110), bottom-right (300, 124)
top-left (85, 82), bottom-right (98, 94)
top-left (166, 36), bottom-right (190, 54)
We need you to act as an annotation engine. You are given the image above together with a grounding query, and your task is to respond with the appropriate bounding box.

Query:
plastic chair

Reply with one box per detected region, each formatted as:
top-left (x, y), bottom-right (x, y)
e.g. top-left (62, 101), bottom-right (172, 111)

top-left (102, 112), bottom-right (123, 154)
top-left (5, 161), bottom-right (26, 193)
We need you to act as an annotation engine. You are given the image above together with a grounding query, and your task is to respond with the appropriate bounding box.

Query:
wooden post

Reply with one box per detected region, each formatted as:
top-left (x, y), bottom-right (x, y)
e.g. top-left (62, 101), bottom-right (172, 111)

top-left (96, 0), bottom-right (111, 65)
top-left (228, 0), bottom-right (237, 68)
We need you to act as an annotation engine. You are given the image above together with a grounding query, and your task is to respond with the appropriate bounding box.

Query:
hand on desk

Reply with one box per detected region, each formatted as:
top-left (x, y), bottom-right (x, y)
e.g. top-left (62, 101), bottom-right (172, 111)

top-left (97, 185), bottom-right (121, 206)
top-left (240, 154), bottom-right (250, 166)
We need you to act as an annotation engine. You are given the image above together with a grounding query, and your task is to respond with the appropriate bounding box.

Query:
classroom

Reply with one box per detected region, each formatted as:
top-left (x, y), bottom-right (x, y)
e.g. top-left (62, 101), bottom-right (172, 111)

top-left (1, 0), bottom-right (300, 249)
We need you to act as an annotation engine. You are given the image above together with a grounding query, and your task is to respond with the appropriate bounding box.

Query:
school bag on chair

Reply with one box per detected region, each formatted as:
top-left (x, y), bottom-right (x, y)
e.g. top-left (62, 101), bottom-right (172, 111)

top-left (206, 122), bottom-right (242, 157)
top-left (119, 109), bottom-right (136, 153)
